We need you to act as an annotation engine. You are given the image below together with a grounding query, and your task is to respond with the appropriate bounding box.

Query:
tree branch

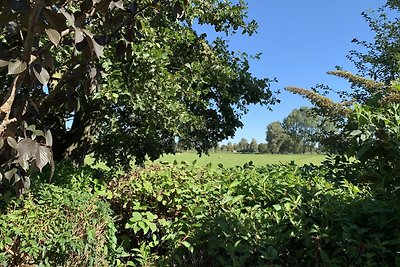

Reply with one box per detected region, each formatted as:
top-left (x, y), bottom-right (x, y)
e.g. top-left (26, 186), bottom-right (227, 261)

top-left (0, 0), bottom-right (45, 134)
top-left (22, 0), bottom-right (45, 62)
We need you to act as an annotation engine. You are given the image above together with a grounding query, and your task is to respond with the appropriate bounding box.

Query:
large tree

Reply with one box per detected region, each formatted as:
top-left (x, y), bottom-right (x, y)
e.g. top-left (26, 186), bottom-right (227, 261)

top-left (257, 143), bottom-right (268, 154)
top-left (266, 122), bottom-right (288, 154)
top-left (282, 107), bottom-right (336, 153)
top-left (249, 138), bottom-right (258, 153)
top-left (237, 138), bottom-right (249, 152)
top-left (0, 0), bottom-right (276, 190)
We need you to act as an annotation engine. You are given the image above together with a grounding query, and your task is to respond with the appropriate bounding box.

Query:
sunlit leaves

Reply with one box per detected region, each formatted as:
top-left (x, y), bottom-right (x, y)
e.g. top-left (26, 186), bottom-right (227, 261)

top-left (7, 137), bottom-right (17, 149)
top-left (0, 59), bottom-right (9, 67)
top-left (32, 65), bottom-right (50, 85)
top-left (45, 28), bottom-right (61, 46)
top-left (35, 145), bottom-right (52, 171)
top-left (111, 163), bottom-right (394, 265)
top-left (8, 59), bottom-right (27, 75)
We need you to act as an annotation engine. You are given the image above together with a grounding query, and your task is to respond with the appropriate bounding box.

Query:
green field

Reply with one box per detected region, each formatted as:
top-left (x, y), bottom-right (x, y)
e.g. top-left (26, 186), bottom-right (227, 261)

top-left (154, 152), bottom-right (326, 168)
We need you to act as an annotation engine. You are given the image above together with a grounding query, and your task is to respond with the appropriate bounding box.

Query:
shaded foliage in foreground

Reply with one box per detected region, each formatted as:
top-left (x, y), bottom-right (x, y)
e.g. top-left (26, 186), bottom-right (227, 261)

top-left (110, 162), bottom-right (400, 266)
top-left (0, 182), bottom-right (118, 266)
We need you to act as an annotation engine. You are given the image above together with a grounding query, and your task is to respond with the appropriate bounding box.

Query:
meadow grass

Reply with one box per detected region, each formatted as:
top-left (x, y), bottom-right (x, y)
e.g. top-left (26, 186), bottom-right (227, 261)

top-left (154, 152), bottom-right (326, 168)
top-left (85, 152), bottom-right (326, 169)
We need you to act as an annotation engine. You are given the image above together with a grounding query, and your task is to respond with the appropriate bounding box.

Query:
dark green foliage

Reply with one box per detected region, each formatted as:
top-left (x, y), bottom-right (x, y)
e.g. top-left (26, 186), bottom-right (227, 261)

top-left (338, 102), bottom-right (400, 190)
top-left (0, 183), bottom-right (118, 266)
top-left (109, 162), bottom-right (400, 266)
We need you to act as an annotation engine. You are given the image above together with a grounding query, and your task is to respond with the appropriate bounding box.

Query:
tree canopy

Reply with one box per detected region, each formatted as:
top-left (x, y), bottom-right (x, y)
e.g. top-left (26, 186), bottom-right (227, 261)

top-left (266, 122), bottom-right (288, 154)
top-left (265, 107), bottom-right (335, 154)
top-left (0, 0), bottom-right (276, 191)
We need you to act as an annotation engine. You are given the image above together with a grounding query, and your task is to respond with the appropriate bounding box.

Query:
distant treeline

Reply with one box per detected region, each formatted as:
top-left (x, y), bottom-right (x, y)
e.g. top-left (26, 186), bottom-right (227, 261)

top-left (176, 107), bottom-right (337, 154)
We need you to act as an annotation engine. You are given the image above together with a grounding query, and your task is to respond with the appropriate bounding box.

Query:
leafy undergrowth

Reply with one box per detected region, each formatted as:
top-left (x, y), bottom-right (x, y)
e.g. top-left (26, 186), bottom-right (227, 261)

top-left (0, 183), bottom-right (118, 266)
top-left (110, 162), bottom-right (400, 266)
top-left (1, 162), bottom-right (399, 266)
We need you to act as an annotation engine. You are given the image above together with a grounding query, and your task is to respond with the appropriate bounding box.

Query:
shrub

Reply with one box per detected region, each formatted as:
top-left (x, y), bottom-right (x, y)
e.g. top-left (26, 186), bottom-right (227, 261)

top-left (0, 183), bottom-right (118, 266)
top-left (109, 162), bottom-right (400, 266)
top-left (345, 103), bottom-right (400, 189)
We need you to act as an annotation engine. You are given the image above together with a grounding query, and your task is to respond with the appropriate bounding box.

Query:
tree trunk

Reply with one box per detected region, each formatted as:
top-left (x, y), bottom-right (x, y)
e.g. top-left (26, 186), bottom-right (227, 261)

top-left (51, 109), bottom-right (95, 166)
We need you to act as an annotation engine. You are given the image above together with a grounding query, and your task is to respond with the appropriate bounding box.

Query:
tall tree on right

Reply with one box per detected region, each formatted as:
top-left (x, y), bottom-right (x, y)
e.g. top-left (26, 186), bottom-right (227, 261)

top-left (286, 1), bottom-right (400, 187)
top-left (348, 1), bottom-right (400, 84)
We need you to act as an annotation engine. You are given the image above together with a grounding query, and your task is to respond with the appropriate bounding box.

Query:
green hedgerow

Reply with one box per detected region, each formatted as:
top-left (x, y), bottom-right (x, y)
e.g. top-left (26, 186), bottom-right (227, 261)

top-left (109, 162), bottom-right (400, 266)
top-left (0, 184), bottom-right (118, 267)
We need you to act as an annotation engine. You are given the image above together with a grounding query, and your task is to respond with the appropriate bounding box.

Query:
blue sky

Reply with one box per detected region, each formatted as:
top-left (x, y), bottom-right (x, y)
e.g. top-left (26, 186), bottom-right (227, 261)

top-left (201, 1), bottom-right (383, 144)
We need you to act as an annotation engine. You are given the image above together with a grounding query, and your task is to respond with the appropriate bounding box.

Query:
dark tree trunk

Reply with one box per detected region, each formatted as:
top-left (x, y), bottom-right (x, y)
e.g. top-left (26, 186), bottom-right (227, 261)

top-left (50, 109), bottom-right (95, 166)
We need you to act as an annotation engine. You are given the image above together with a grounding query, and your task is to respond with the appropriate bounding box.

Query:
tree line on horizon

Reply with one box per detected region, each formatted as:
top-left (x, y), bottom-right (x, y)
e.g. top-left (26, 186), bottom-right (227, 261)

top-left (176, 106), bottom-right (337, 154)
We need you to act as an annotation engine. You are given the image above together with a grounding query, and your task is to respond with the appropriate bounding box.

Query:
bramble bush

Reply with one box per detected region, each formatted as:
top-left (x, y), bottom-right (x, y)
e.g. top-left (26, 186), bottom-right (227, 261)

top-left (0, 182), bottom-right (118, 266)
top-left (1, 161), bottom-right (399, 266)
top-left (109, 162), bottom-right (400, 266)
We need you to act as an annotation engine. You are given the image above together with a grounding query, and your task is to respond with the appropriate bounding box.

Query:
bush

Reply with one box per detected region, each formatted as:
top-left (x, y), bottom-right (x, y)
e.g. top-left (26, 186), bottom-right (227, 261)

top-left (2, 161), bottom-right (398, 266)
top-left (109, 162), bottom-right (400, 266)
top-left (0, 183), bottom-right (118, 266)
top-left (345, 103), bottom-right (400, 189)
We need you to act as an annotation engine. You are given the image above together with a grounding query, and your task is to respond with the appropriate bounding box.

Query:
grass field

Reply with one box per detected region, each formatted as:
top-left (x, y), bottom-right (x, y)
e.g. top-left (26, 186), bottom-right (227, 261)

top-left (155, 152), bottom-right (326, 168)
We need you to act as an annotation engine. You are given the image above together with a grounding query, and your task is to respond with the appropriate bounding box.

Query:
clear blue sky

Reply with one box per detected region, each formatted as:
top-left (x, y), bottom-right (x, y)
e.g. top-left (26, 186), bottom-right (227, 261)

top-left (200, 1), bottom-right (382, 144)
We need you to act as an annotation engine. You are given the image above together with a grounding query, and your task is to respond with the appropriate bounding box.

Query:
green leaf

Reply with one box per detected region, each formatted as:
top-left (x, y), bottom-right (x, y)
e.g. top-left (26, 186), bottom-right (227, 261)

top-left (4, 236), bottom-right (12, 246)
top-left (350, 130), bottom-right (362, 136)
top-left (130, 212), bottom-right (142, 222)
top-left (266, 246), bottom-right (278, 259)
top-left (230, 195), bottom-right (244, 205)
top-left (181, 241), bottom-right (193, 252)
top-left (148, 222), bottom-right (157, 232)
top-left (132, 224), bottom-right (140, 233)
top-left (356, 142), bottom-right (373, 159)
top-left (273, 204), bottom-right (282, 211)
top-left (145, 212), bottom-right (157, 221)
top-left (230, 180), bottom-right (241, 187)
top-left (138, 221), bottom-right (148, 234)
